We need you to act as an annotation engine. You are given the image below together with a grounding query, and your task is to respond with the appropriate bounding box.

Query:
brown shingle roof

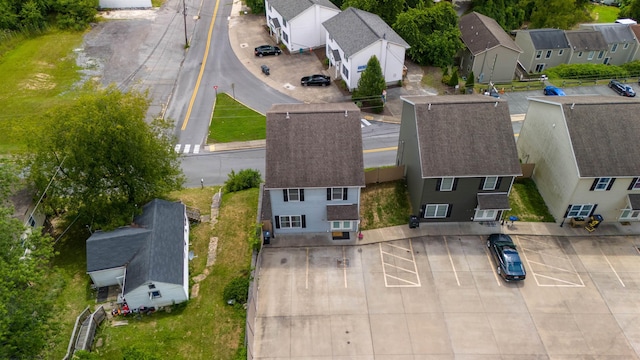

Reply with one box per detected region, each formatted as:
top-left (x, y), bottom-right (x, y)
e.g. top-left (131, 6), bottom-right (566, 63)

top-left (265, 103), bottom-right (365, 189)
top-left (565, 30), bottom-right (608, 51)
top-left (402, 95), bottom-right (522, 178)
top-left (326, 204), bottom-right (359, 220)
top-left (459, 12), bottom-right (522, 55)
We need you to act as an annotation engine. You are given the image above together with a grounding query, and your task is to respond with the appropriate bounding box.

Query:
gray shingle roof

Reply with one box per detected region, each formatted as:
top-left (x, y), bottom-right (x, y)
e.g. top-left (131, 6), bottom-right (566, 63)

top-left (265, 103), bottom-right (365, 189)
top-left (402, 95), bottom-right (522, 178)
top-left (86, 199), bottom-right (186, 291)
top-left (477, 193), bottom-right (511, 210)
top-left (322, 7), bottom-right (409, 58)
top-left (582, 23), bottom-right (636, 44)
top-left (327, 204), bottom-right (359, 220)
top-left (268, 0), bottom-right (338, 21)
top-left (565, 30), bottom-right (608, 51)
top-left (629, 194), bottom-right (640, 210)
top-left (531, 96), bottom-right (640, 177)
top-left (527, 29), bottom-right (570, 50)
top-left (459, 12), bottom-right (522, 55)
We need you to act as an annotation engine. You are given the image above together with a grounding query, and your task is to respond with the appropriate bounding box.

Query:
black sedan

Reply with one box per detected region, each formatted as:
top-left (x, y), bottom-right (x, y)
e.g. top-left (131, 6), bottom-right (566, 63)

top-left (487, 233), bottom-right (526, 281)
top-left (300, 74), bottom-right (331, 86)
top-left (254, 45), bottom-right (282, 57)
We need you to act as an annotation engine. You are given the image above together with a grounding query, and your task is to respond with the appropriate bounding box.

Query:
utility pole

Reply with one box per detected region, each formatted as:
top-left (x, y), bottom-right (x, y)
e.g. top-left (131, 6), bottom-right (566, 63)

top-left (183, 0), bottom-right (188, 47)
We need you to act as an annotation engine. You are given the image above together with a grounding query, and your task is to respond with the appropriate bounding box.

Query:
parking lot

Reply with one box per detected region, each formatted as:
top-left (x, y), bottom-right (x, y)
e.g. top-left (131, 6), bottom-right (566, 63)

top-left (253, 235), bottom-right (640, 359)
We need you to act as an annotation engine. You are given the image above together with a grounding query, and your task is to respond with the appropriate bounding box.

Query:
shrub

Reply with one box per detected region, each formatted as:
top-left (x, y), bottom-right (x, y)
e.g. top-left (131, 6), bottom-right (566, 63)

top-left (545, 63), bottom-right (627, 80)
top-left (448, 68), bottom-right (459, 86)
top-left (465, 71), bottom-right (475, 88)
top-left (621, 60), bottom-right (640, 76)
top-left (224, 169), bottom-right (262, 193)
top-left (223, 276), bottom-right (250, 304)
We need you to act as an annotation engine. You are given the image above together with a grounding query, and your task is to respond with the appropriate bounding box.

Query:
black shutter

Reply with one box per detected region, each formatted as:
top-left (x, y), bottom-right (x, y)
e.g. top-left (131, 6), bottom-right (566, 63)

top-left (589, 204), bottom-right (598, 217)
top-left (420, 204), bottom-right (426, 218)
top-left (563, 205), bottom-right (571, 218)
top-left (479, 178), bottom-right (485, 190)
top-left (283, 189), bottom-right (288, 201)
top-left (436, 178), bottom-right (442, 191)
top-left (628, 178), bottom-right (638, 190)
top-left (495, 177), bottom-right (502, 190)
top-left (446, 204), bottom-right (452, 218)
top-left (606, 178), bottom-right (616, 191)
top-left (343, 188), bottom-right (348, 200)
top-left (589, 179), bottom-right (598, 191)
top-left (275, 216), bottom-right (280, 228)
top-left (301, 215), bottom-right (306, 228)
top-left (452, 178), bottom-right (458, 191)
top-left (300, 189), bottom-right (305, 201)
top-left (327, 188), bottom-right (331, 200)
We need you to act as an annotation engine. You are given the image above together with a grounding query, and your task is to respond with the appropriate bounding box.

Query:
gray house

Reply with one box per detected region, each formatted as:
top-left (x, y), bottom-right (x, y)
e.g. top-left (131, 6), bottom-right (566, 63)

top-left (264, 103), bottom-right (365, 240)
top-left (565, 30), bottom-right (609, 65)
top-left (86, 199), bottom-right (190, 309)
top-left (397, 95), bottom-right (521, 223)
top-left (579, 23), bottom-right (637, 65)
top-left (515, 29), bottom-right (571, 73)
top-left (458, 12), bottom-right (523, 84)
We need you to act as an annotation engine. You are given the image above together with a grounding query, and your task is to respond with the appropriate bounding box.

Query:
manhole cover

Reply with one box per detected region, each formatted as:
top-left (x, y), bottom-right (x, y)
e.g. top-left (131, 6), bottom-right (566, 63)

top-left (337, 258), bottom-right (350, 268)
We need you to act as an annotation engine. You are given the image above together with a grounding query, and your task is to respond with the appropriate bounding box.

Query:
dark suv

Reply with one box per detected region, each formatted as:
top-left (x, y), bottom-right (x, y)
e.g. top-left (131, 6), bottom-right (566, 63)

top-left (254, 45), bottom-right (282, 57)
top-left (487, 234), bottom-right (526, 281)
top-left (609, 80), bottom-right (636, 97)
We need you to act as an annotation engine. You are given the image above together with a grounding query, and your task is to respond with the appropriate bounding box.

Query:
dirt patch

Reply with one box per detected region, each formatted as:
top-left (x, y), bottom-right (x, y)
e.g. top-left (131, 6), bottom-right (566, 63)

top-left (20, 73), bottom-right (56, 91)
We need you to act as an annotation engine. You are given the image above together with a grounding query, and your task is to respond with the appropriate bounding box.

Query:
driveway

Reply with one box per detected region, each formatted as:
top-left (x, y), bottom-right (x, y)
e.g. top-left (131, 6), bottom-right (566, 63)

top-left (253, 235), bottom-right (640, 358)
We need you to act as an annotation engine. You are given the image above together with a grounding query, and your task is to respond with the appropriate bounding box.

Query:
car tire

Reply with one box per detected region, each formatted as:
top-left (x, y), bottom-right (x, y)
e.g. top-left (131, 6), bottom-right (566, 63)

top-left (544, 90), bottom-right (548, 95)
top-left (323, 83), bottom-right (328, 86)
top-left (275, 52), bottom-right (280, 56)
top-left (258, 53), bottom-right (263, 57)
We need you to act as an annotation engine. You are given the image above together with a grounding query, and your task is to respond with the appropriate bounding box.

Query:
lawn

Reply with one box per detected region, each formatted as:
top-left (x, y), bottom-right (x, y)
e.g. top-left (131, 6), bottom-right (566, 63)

top-left (359, 180), bottom-right (412, 230)
top-left (505, 178), bottom-right (555, 222)
top-left (208, 93), bottom-right (266, 143)
top-left (588, 4), bottom-right (620, 23)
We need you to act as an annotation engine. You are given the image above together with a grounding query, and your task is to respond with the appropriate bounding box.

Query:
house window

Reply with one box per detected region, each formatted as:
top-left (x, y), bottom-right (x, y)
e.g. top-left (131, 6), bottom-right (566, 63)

top-left (578, 51), bottom-right (583, 57)
top-left (535, 50), bottom-right (542, 59)
top-left (331, 221), bottom-right (352, 230)
top-left (284, 189), bottom-right (303, 201)
top-left (282, 18), bottom-right (287, 27)
top-left (279, 215), bottom-right (302, 228)
top-left (604, 58), bottom-right (610, 65)
top-left (545, 50), bottom-right (552, 58)
top-left (591, 177), bottom-right (613, 191)
top-left (149, 291), bottom-right (162, 299)
top-left (28, 215), bottom-right (36, 227)
top-left (598, 50), bottom-right (605, 59)
top-left (630, 178), bottom-right (640, 190)
top-left (624, 43), bottom-right (629, 49)
top-left (474, 209), bottom-right (497, 221)
top-left (588, 51), bottom-right (594, 60)
top-left (439, 177), bottom-right (454, 191)
top-left (535, 63), bottom-right (545, 72)
top-left (620, 207), bottom-right (640, 220)
top-left (567, 204), bottom-right (594, 218)
top-left (282, 32), bottom-right (288, 43)
top-left (148, 284), bottom-right (156, 290)
top-left (612, 43), bottom-right (618, 52)
top-left (558, 49), bottom-right (564, 56)
top-left (483, 176), bottom-right (499, 190)
top-left (328, 187), bottom-right (347, 200)
top-left (342, 64), bottom-right (349, 79)
top-left (424, 204), bottom-right (449, 218)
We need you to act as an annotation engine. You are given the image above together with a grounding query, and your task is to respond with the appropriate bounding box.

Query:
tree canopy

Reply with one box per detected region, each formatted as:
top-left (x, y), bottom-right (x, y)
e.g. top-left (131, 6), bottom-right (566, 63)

top-left (471, 0), bottom-right (592, 30)
top-left (342, 0), bottom-right (406, 25)
top-left (27, 85), bottom-right (184, 231)
top-left (0, 0), bottom-right (98, 31)
top-left (353, 55), bottom-right (386, 112)
top-left (619, 0), bottom-right (640, 21)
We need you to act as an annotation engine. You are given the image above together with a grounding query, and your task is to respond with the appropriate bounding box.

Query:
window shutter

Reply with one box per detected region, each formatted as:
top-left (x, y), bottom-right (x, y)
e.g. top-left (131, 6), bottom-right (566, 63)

top-left (420, 204), bottom-right (426, 218)
top-left (606, 178), bottom-right (616, 191)
top-left (343, 188), bottom-right (348, 200)
top-left (479, 178), bottom-right (485, 190)
top-left (301, 215), bottom-right (306, 228)
top-left (628, 178), bottom-right (638, 190)
top-left (300, 189), bottom-right (305, 201)
top-left (283, 189), bottom-right (288, 201)
top-left (275, 216), bottom-right (280, 228)
top-left (327, 188), bottom-right (331, 200)
top-left (452, 178), bottom-right (458, 191)
top-left (589, 204), bottom-right (598, 217)
top-left (436, 178), bottom-right (442, 191)
top-left (589, 179), bottom-right (598, 191)
top-left (564, 205), bottom-right (571, 218)
top-left (496, 177), bottom-right (502, 190)
top-left (446, 204), bottom-right (452, 218)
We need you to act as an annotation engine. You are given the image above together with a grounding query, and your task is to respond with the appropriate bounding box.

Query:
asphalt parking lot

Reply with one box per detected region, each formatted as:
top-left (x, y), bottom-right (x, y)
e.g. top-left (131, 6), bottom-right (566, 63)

top-left (253, 235), bottom-right (640, 359)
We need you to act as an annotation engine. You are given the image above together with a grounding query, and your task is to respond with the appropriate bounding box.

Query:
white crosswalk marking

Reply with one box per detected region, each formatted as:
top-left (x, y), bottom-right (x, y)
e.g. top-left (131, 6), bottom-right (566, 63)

top-left (183, 144), bottom-right (191, 154)
top-left (174, 144), bottom-right (181, 153)
top-left (361, 118), bottom-right (371, 127)
top-left (193, 144), bottom-right (200, 154)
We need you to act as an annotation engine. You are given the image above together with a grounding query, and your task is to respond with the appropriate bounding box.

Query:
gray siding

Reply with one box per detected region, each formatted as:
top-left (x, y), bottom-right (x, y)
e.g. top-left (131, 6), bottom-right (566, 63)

top-left (397, 101), bottom-right (423, 215)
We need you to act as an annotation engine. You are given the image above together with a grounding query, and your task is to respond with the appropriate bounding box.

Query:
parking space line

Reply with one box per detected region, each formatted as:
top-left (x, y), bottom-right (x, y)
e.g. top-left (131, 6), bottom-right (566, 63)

top-left (384, 242), bottom-right (411, 252)
top-left (600, 247), bottom-right (625, 287)
top-left (379, 240), bottom-right (421, 287)
top-left (383, 262), bottom-right (418, 275)
top-left (342, 246), bottom-right (348, 288)
top-left (484, 248), bottom-right (502, 286)
top-left (380, 250), bottom-right (415, 263)
top-left (514, 235), bottom-right (584, 287)
top-left (526, 260), bottom-right (582, 274)
top-left (444, 237), bottom-right (460, 287)
top-left (534, 273), bottom-right (585, 287)
top-left (305, 248), bottom-right (309, 289)
top-left (384, 274), bottom-right (420, 286)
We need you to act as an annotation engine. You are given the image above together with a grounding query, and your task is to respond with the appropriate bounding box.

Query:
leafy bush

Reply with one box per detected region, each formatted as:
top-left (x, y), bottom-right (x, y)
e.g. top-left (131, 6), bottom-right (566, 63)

top-left (465, 71), bottom-right (475, 88)
top-left (621, 60), bottom-right (640, 76)
top-left (545, 63), bottom-right (628, 80)
top-left (223, 276), bottom-right (250, 304)
top-left (224, 169), bottom-right (262, 193)
top-left (245, 0), bottom-right (265, 13)
top-left (448, 68), bottom-right (459, 86)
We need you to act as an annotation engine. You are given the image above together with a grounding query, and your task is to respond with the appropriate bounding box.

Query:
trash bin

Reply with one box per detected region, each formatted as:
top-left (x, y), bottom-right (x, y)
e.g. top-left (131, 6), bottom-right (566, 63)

top-left (263, 230), bottom-right (271, 245)
top-left (409, 215), bottom-right (419, 229)
top-left (261, 64), bottom-right (270, 76)
top-left (591, 214), bottom-right (603, 228)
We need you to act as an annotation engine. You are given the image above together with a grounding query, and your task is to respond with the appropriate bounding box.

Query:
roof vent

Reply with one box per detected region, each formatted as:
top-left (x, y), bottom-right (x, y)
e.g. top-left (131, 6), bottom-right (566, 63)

top-left (286, 112), bottom-right (290, 119)
top-left (571, 103), bottom-right (575, 109)
top-left (495, 101), bottom-right (498, 107)
top-left (344, 110), bottom-right (348, 117)
top-left (428, 103), bottom-right (431, 111)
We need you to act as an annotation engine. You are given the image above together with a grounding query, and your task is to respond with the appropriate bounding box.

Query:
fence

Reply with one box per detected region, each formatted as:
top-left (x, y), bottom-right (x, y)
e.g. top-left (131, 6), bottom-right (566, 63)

top-left (246, 184), bottom-right (267, 360)
top-left (63, 305), bottom-right (106, 359)
top-left (364, 165), bottom-right (404, 184)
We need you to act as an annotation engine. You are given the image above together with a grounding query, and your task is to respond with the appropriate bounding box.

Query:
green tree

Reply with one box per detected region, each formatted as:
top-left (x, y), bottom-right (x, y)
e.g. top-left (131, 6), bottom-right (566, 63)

top-left (353, 55), bottom-right (386, 113)
top-left (0, 161), bottom-right (55, 359)
top-left (393, 2), bottom-right (464, 67)
top-left (465, 70), bottom-right (475, 89)
top-left (53, 0), bottom-right (98, 31)
top-left (448, 68), bottom-right (459, 86)
top-left (619, 0), bottom-right (640, 20)
top-left (529, 0), bottom-right (591, 29)
top-left (245, 0), bottom-right (265, 14)
top-left (472, 0), bottom-right (526, 31)
top-left (341, 0), bottom-right (406, 25)
top-left (27, 85), bottom-right (184, 231)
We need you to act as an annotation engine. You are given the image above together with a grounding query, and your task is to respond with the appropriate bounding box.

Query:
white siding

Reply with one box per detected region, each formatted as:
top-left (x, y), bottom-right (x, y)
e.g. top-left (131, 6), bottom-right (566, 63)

top-left (124, 281), bottom-right (188, 309)
top-left (99, 0), bottom-right (151, 8)
top-left (571, 178), bottom-right (635, 221)
top-left (89, 267), bottom-right (125, 287)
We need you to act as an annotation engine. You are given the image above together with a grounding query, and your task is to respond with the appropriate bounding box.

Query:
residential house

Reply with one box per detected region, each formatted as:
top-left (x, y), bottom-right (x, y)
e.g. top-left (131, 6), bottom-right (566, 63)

top-left (86, 199), bottom-right (189, 309)
top-left (265, 0), bottom-right (340, 52)
top-left (516, 96), bottom-right (640, 224)
top-left (322, 7), bottom-right (410, 91)
top-left (10, 188), bottom-right (46, 230)
top-left (629, 24), bottom-right (640, 60)
top-left (515, 29), bottom-right (570, 74)
top-left (264, 103), bottom-right (365, 240)
top-left (564, 30), bottom-right (609, 65)
top-left (579, 23), bottom-right (637, 65)
top-left (458, 12), bottom-right (523, 84)
top-left (396, 95), bottom-right (522, 223)
top-left (99, 0), bottom-right (151, 9)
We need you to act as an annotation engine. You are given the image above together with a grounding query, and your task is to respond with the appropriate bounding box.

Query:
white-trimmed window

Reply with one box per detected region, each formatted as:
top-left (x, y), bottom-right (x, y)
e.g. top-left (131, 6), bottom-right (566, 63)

top-left (284, 189), bottom-right (302, 201)
top-left (342, 64), bottom-right (349, 79)
top-left (279, 215), bottom-right (302, 228)
top-left (588, 51), bottom-right (594, 60)
top-left (282, 32), bottom-right (288, 44)
top-left (545, 50), bottom-right (552, 58)
top-left (474, 209), bottom-right (497, 221)
top-left (439, 177), bottom-right (454, 191)
top-left (331, 221), bottom-right (352, 230)
top-left (578, 51), bottom-right (583, 57)
top-left (624, 43), bottom-right (629, 49)
top-left (535, 63), bottom-right (545, 72)
top-left (567, 204), bottom-right (593, 218)
top-left (612, 43), bottom-right (618, 52)
top-left (558, 49), bottom-right (564, 56)
top-left (620, 207), bottom-right (640, 221)
top-left (282, 18), bottom-right (287, 27)
top-left (592, 177), bottom-right (613, 191)
top-left (328, 187), bottom-right (347, 200)
top-left (598, 50), bottom-right (605, 59)
top-left (535, 50), bottom-right (542, 59)
top-left (149, 290), bottom-right (162, 299)
top-left (630, 178), bottom-right (640, 190)
top-left (424, 204), bottom-right (449, 218)
top-left (483, 176), bottom-right (498, 190)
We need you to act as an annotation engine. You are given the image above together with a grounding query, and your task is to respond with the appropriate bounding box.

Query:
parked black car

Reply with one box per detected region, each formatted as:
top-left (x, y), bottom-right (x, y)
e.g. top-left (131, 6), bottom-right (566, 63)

top-left (254, 45), bottom-right (282, 57)
top-left (487, 233), bottom-right (526, 281)
top-left (609, 80), bottom-right (636, 97)
top-left (300, 74), bottom-right (331, 86)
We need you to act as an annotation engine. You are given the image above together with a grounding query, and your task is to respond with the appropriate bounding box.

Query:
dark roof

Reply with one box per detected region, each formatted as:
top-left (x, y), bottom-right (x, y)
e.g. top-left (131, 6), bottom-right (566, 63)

top-left (322, 7), bottom-right (409, 58)
top-left (531, 96), bottom-right (640, 177)
top-left (630, 24), bottom-right (640, 42)
top-left (459, 12), bottom-right (522, 55)
top-left (326, 204), bottom-right (359, 220)
top-left (265, 103), bottom-right (365, 189)
top-left (477, 193), bottom-right (511, 210)
top-left (565, 30), bottom-right (608, 51)
top-left (402, 95), bottom-right (522, 178)
top-left (583, 23), bottom-right (636, 44)
top-left (527, 29), bottom-right (570, 50)
top-left (268, 0), bottom-right (338, 21)
top-left (629, 194), bottom-right (640, 210)
top-left (86, 199), bottom-right (186, 291)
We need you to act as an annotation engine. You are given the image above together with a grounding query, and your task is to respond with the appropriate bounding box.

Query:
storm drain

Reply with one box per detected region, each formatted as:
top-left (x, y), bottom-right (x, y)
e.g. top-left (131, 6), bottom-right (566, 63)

top-left (337, 258), bottom-right (350, 268)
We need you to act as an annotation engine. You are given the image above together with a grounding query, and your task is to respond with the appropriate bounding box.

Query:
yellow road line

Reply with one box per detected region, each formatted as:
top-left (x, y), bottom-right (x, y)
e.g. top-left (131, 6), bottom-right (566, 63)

top-left (181, 0), bottom-right (221, 131)
top-left (363, 146), bottom-right (397, 154)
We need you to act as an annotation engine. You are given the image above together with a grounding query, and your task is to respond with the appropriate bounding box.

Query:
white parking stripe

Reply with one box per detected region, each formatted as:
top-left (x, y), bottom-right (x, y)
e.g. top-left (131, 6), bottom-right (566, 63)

top-left (515, 235), bottom-right (584, 287)
top-left (600, 247), bottom-right (625, 287)
top-left (193, 144), bottom-right (200, 154)
top-left (444, 237), bottom-right (460, 287)
top-left (174, 144), bottom-right (181, 153)
top-left (183, 144), bottom-right (191, 154)
top-left (379, 240), bottom-right (420, 287)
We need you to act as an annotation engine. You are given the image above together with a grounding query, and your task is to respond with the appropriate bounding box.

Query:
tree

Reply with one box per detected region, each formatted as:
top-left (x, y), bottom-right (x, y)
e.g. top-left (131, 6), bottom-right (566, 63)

top-left (619, 0), bottom-right (640, 20)
top-left (465, 70), bottom-right (475, 90)
top-left (529, 0), bottom-right (591, 29)
top-left (0, 161), bottom-right (55, 359)
top-left (472, 0), bottom-right (526, 31)
top-left (393, 2), bottom-right (464, 67)
top-left (353, 55), bottom-right (386, 113)
top-left (245, 0), bottom-right (265, 14)
top-left (341, 0), bottom-right (406, 25)
top-left (27, 85), bottom-right (184, 231)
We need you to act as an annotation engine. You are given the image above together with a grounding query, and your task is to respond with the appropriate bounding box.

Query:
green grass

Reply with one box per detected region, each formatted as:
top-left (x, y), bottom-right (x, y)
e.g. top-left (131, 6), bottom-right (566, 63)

top-left (208, 93), bottom-right (266, 143)
top-left (505, 178), bottom-right (555, 222)
top-left (360, 180), bottom-right (411, 230)
top-left (588, 4), bottom-right (620, 23)
top-left (0, 30), bottom-right (84, 153)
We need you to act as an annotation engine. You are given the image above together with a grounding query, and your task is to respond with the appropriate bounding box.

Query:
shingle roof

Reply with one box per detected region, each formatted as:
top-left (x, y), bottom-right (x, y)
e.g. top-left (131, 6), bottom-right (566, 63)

top-left (86, 199), bottom-right (186, 291)
top-left (459, 12), bottom-right (522, 55)
top-left (326, 204), bottom-right (359, 220)
top-left (268, 0), bottom-right (338, 21)
top-left (530, 96), bottom-right (640, 177)
top-left (582, 23), bottom-right (636, 44)
top-left (265, 103), bottom-right (365, 189)
top-left (565, 30), bottom-right (608, 51)
top-left (477, 193), bottom-right (511, 210)
top-left (526, 29), bottom-right (570, 50)
top-left (630, 24), bottom-right (640, 42)
top-left (322, 7), bottom-right (409, 58)
top-left (402, 95), bottom-right (522, 178)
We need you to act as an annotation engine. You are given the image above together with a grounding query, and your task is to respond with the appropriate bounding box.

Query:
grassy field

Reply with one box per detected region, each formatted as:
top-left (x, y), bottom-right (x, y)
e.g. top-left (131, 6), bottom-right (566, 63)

top-left (359, 180), bottom-right (411, 230)
top-left (505, 178), bottom-right (555, 222)
top-left (0, 31), bottom-right (84, 153)
top-left (588, 4), bottom-right (620, 23)
top-left (208, 93), bottom-right (266, 143)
